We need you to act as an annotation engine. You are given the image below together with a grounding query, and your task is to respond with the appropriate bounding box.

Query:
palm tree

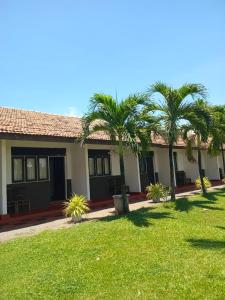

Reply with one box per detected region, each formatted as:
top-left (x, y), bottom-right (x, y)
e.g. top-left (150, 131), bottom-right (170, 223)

top-left (80, 93), bottom-right (149, 214)
top-left (208, 105), bottom-right (225, 175)
top-left (146, 82), bottom-right (207, 201)
top-left (182, 99), bottom-right (212, 196)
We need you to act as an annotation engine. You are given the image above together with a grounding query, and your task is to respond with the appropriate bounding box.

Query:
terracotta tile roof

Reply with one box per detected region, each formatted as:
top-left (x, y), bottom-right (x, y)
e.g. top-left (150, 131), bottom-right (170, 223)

top-left (0, 106), bottom-right (110, 141)
top-left (151, 134), bottom-right (186, 147)
top-left (0, 107), bottom-right (223, 149)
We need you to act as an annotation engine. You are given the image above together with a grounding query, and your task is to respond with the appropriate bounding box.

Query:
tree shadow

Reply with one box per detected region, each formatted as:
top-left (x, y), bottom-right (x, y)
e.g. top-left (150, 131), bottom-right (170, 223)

top-left (205, 188), bottom-right (225, 198)
top-left (175, 197), bottom-right (224, 213)
top-left (99, 207), bottom-right (174, 227)
top-left (215, 226), bottom-right (225, 231)
top-left (175, 198), bottom-right (193, 212)
top-left (186, 238), bottom-right (225, 250)
top-left (202, 193), bottom-right (218, 201)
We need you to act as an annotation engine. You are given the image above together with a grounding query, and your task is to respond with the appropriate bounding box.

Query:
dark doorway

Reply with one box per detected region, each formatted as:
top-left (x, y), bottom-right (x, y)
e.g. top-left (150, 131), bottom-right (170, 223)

top-left (139, 152), bottom-right (155, 192)
top-left (49, 157), bottom-right (65, 201)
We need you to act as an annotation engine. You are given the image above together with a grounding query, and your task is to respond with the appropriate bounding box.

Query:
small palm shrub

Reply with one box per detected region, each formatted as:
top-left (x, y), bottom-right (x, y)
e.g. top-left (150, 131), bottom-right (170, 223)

top-left (64, 194), bottom-right (89, 222)
top-left (195, 177), bottom-right (212, 190)
top-left (146, 183), bottom-right (167, 202)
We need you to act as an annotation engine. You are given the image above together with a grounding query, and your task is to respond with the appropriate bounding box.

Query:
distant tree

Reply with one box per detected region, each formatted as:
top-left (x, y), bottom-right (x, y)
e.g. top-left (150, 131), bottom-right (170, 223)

top-left (208, 105), bottom-right (225, 175)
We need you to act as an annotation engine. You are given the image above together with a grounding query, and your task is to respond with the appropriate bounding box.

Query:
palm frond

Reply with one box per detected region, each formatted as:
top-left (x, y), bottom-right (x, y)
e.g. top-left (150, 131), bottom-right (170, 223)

top-left (178, 83), bottom-right (207, 100)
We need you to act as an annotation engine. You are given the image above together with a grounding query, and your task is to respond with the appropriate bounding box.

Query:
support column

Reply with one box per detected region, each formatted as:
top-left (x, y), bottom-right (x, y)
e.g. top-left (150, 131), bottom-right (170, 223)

top-left (0, 140), bottom-right (7, 215)
top-left (136, 154), bottom-right (142, 192)
top-left (66, 146), bottom-right (72, 180)
top-left (84, 146), bottom-right (90, 200)
top-left (153, 150), bottom-right (159, 182)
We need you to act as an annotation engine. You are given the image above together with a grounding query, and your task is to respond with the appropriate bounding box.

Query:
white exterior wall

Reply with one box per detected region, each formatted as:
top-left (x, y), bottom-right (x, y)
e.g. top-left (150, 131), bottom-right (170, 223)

top-left (153, 148), bottom-right (159, 173)
top-left (123, 151), bottom-right (141, 192)
top-left (154, 147), bottom-right (201, 185)
top-left (183, 149), bottom-right (199, 182)
top-left (0, 139), bottom-right (142, 212)
top-left (175, 149), bottom-right (185, 171)
top-left (155, 147), bottom-right (170, 186)
top-left (1, 137), bottom-right (222, 215)
top-left (202, 151), bottom-right (220, 180)
top-left (218, 152), bottom-right (224, 169)
top-left (0, 140), bottom-right (7, 214)
top-left (70, 144), bottom-right (90, 199)
top-left (1, 139), bottom-right (78, 215)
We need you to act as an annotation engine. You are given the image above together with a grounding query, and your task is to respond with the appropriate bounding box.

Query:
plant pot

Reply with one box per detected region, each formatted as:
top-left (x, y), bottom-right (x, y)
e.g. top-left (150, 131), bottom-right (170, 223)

top-left (71, 215), bottom-right (82, 223)
top-left (113, 194), bottom-right (130, 215)
top-left (152, 196), bottom-right (160, 203)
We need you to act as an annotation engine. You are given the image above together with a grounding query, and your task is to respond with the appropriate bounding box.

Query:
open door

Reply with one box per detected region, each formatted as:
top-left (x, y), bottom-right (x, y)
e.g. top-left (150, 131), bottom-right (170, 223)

top-left (49, 157), bottom-right (65, 201)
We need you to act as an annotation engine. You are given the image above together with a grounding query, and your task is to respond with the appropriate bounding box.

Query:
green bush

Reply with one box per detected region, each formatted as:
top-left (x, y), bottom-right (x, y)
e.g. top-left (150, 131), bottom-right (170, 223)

top-left (195, 177), bottom-right (212, 190)
top-left (146, 183), bottom-right (167, 202)
top-left (63, 194), bottom-right (89, 218)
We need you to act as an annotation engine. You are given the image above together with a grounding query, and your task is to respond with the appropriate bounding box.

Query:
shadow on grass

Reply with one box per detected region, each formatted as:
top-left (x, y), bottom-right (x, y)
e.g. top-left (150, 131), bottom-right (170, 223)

top-left (215, 226), bottom-right (225, 231)
top-left (99, 207), bottom-right (174, 227)
top-left (175, 196), bottom-right (223, 213)
top-left (203, 193), bottom-right (218, 201)
top-left (187, 238), bottom-right (225, 250)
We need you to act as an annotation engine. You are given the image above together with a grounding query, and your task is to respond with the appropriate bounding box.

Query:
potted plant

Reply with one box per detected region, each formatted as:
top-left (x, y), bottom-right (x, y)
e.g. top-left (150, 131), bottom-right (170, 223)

top-left (195, 176), bottom-right (211, 192)
top-left (63, 194), bottom-right (89, 223)
top-left (146, 183), bottom-right (166, 203)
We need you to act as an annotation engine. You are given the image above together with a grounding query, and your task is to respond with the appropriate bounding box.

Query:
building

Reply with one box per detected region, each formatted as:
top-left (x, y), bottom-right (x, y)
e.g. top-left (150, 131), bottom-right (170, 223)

top-left (0, 107), bottom-right (224, 219)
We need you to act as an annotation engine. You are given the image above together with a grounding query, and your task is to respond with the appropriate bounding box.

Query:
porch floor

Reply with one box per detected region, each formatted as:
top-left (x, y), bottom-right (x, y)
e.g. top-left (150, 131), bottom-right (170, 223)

top-left (0, 180), bottom-right (223, 231)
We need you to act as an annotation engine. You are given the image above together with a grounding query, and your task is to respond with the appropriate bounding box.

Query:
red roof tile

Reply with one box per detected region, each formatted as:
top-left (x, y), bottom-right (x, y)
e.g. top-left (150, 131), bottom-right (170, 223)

top-left (0, 107), bottom-right (223, 149)
top-left (0, 106), bottom-right (110, 141)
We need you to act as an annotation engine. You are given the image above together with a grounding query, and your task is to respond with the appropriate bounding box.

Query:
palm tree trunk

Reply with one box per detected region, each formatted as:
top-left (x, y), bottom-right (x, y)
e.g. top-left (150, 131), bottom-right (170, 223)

top-left (221, 143), bottom-right (225, 175)
top-left (118, 142), bottom-right (129, 214)
top-left (169, 143), bottom-right (176, 201)
top-left (119, 152), bottom-right (126, 186)
top-left (197, 148), bottom-right (207, 195)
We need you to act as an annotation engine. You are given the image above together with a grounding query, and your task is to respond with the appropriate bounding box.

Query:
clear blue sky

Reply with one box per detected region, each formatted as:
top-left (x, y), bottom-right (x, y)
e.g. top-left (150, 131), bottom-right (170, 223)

top-left (0, 0), bottom-right (224, 116)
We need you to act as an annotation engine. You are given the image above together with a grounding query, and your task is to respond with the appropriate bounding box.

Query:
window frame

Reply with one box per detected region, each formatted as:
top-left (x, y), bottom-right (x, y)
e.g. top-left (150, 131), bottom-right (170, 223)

top-left (25, 156), bottom-right (37, 182)
top-left (12, 156), bottom-right (25, 183)
top-left (37, 156), bottom-right (49, 181)
top-left (103, 156), bottom-right (111, 175)
top-left (88, 151), bottom-right (111, 177)
top-left (96, 156), bottom-right (103, 176)
top-left (88, 157), bottom-right (96, 177)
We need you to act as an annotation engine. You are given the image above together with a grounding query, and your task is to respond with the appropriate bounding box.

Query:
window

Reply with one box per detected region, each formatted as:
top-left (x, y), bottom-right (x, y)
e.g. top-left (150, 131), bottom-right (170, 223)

top-left (38, 157), bottom-right (48, 180)
top-left (12, 157), bottom-right (24, 182)
top-left (26, 157), bottom-right (36, 181)
top-left (88, 157), bottom-right (95, 176)
top-left (12, 154), bottom-right (50, 183)
top-left (96, 157), bottom-right (103, 175)
top-left (88, 150), bottom-right (111, 176)
top-left (104, 157), bottom-right (110, 175)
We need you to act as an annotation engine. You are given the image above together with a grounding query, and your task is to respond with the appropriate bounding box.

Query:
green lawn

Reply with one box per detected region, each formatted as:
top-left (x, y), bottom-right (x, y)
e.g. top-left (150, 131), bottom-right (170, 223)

top-left (1, 189), bottom-right (225, 300)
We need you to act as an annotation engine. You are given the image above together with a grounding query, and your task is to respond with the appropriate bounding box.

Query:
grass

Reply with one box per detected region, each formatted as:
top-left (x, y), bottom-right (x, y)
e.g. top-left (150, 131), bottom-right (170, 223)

top-left (0, 188), bottom-right (225, 299)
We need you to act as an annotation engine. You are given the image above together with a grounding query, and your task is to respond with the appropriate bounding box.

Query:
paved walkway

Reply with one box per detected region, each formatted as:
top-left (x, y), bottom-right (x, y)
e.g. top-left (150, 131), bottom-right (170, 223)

top-left (0, 184), bottom-right (224, 243)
